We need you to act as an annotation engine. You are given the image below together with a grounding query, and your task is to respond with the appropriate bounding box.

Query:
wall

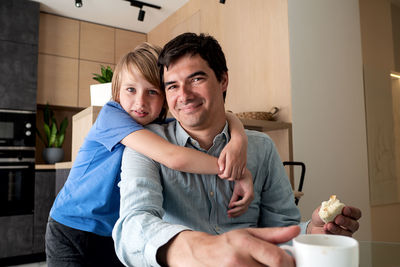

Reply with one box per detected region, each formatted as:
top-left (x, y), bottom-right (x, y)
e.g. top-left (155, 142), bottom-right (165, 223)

top-left (359, 0), bottom-right (400, 241)
top-left (288, 0), bottom-right (371, 240)
top-left (148, 0), bottom-right (293, 162)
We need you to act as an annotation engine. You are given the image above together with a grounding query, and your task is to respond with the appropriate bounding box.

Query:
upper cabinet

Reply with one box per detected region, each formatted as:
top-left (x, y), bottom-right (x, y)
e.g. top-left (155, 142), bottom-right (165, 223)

top-left (0, 0), bottom-right (39, 45)
top-left (0, 0), bottom-right (39, 111)
top-left (37, 13), bottom-right (146, 108)
top-left (38, 14), bottom-right (79, 58)
top-left (115, 28), bottom-right (146, 63)
top-left (80, 22), bottom-right (115, 64)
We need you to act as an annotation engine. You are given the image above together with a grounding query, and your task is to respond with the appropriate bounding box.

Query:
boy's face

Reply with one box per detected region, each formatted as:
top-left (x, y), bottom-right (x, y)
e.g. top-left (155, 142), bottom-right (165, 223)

top-left (119, 67), bottom-right (165, 125)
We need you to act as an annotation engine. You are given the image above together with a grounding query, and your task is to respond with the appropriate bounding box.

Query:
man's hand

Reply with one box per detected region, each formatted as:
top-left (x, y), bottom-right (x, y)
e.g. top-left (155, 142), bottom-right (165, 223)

top-left (307, 206), bottom-right (361, 236)
top-left (158, 226), bottom-right (300, 267)
top-left (227, 168), bottom-right (254, 218)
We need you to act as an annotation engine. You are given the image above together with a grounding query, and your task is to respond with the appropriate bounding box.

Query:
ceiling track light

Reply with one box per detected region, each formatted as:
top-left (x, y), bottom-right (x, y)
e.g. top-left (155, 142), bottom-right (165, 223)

top-left (123, 0), bottom-right (161, 21)
top-left (138, 8), bottom-right (145, 21)
top-left (75, 0), bottom-right (82, 8)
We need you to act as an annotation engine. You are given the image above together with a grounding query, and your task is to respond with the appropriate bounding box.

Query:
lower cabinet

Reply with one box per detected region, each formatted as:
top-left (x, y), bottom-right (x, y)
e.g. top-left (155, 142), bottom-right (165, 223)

top-left (33, 170), bottom-right (56, 254)
top-left (0, 170), bottom-right (56, 259)
top-left (0, 215), bottom-right (34, 258)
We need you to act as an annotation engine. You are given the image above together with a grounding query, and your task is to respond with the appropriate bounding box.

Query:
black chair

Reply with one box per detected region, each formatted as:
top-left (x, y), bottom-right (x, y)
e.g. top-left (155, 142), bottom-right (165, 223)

top-left (283, 161), bottom-right (306, 205)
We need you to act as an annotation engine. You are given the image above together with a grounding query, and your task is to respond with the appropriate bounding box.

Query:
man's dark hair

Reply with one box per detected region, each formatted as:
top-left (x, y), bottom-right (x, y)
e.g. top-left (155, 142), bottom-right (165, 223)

top-left (158, 32), bottom-right (228, 99)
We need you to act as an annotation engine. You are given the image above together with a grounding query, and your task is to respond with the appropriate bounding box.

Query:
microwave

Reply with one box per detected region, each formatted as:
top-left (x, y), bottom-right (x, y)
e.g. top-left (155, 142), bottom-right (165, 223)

top-left (0, 109), bottom-right (36, 148)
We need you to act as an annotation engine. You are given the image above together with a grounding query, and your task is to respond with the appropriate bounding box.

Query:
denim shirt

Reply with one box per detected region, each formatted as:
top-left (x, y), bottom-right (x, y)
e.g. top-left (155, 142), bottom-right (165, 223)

top-left (113, 121), bottom-right (305, 267)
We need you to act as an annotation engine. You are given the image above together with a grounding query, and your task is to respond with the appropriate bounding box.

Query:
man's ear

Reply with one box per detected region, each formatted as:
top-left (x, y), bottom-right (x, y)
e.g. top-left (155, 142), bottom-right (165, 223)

top-left (221, 72), bottom-right (229, 93)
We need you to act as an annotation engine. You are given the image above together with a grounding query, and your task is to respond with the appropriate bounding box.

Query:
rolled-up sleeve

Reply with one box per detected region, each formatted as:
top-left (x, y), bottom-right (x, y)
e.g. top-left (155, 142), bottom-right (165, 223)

top-left (112, 147), bottom-right (190, 267)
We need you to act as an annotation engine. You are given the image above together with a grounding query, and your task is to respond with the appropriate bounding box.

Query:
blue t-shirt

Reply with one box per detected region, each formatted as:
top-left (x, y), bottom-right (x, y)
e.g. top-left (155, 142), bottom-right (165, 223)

top-left (50, 101), bottom-right (144, 236)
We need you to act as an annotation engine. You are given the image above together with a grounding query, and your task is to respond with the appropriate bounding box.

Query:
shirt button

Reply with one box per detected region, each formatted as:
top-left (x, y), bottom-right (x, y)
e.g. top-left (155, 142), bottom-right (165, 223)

top-left (210, 191), bottom-right (214, 197)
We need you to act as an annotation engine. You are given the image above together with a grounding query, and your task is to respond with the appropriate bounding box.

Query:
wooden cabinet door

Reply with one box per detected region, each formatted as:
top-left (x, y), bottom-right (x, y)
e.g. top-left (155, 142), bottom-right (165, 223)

top-left (80, 21), bottom-right (115, 64)
top-left (38, 13), bottom-right (79, 58)
top-left (37, 54), bottom-right (79, 106)
top-left (115, 29), bottom-right (146, 63)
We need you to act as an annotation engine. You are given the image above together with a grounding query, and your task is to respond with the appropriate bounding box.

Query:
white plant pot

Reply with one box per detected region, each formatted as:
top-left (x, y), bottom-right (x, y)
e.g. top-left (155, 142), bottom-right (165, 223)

top-left (90, 82), bottom-right (112, 106)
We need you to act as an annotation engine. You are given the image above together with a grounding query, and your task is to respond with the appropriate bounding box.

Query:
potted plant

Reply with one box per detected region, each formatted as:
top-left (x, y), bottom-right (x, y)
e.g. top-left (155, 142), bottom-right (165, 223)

top-left (90, 65), bottom-right (113, 106)
top-left (36, 104), bottom-right (68, 164)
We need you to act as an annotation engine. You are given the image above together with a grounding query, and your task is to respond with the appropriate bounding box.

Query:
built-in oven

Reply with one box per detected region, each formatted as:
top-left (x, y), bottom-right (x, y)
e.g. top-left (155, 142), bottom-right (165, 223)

top-left (0, 109), bottom-right (36, 216)
top-left (0, 109), bottom-right (36, 147)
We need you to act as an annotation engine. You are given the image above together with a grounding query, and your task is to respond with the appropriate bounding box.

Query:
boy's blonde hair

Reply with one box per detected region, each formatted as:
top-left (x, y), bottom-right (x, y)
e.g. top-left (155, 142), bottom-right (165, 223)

top-left (112, 42), bottom-right (167, 122)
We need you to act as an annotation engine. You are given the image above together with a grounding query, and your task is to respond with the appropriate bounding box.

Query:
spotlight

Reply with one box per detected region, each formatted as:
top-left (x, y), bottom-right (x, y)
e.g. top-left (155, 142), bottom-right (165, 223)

top-left (124, 1), bottom-right (161, 21)
top-left (219, 0), bottom-right (226, 3)
top-left (138, 8), bottom-right (145, 21)
top-left (75, 0), bottom-right (82, 8)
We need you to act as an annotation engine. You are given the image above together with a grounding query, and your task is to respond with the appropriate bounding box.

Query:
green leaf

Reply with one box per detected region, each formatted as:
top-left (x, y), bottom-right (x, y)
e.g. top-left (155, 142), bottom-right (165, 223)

top-left (59, 118), bottom-right (68, 136)
top-left (49, 123), bottom-right (57, 147)
top-left (43, 123), bottom-right (51, 145)
top-left (55, 133), bottom-right (65, 148)
top-left (44, 104), bottom-right (50, 126)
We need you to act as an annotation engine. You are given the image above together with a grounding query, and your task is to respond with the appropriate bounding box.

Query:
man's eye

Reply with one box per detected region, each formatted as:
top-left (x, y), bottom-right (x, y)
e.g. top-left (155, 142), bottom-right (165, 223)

top-left (166, 85), bottom-right (176, 90)
top-left (193, 77), bottom-right (203, 82)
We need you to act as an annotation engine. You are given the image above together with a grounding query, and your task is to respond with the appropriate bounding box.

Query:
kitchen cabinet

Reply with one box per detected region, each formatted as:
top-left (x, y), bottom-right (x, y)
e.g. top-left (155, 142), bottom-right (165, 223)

top-left (33, 170), bottom-right (56, 253)
top-left (37, 14), bottom-right (144, 108)
top-left (0, 0), bottom-right (39, 111)
top-left (38, 13), bottom-right (79, 58)
top-left (80, 21), bottom-right (115, 64)
top-left (0, 215), bottom-right (33, 258)
top-left (36, 54), bottom-right (79, 106)
top-left (115, 28), bottom-right (146, 63)
top-left (0, 0), bottom-right (39, 46)
top-left (0, 40), bottom-right (38, 111)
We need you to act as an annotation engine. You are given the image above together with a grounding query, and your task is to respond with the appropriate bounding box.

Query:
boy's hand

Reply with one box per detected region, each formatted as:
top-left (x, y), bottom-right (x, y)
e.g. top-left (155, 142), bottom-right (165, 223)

top-left (218, 139), bottom-right (247, 181)
top-left (227, 169), bottom-right (254, 218)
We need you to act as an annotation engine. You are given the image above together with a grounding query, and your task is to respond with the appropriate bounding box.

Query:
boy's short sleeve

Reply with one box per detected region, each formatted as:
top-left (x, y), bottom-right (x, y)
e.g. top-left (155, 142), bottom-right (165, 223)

top-left (86, 101), bottom-right (144, 151)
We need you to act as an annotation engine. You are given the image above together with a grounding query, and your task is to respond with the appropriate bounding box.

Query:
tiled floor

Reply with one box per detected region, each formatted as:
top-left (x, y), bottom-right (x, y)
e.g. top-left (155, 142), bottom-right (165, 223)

top-left (7, 262), bottom-right (47, 267)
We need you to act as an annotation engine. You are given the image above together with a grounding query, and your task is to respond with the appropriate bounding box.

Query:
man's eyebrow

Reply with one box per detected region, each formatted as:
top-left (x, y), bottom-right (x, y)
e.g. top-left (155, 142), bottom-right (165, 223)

top-left (164, 71), bottom-right (208, 87)
top-left (188, 71), bottom-right (207, 79)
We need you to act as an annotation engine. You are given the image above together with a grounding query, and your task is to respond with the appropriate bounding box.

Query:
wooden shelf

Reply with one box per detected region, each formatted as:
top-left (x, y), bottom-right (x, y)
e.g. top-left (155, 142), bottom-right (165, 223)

top-left (240, 119), bottom-right (294, 187)
top-left (239, 118), bottom-right (292, 132)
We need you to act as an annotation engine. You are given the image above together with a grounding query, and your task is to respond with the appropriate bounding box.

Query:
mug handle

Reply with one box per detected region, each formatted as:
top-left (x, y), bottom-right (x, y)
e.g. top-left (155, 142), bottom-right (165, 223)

top-left (280, 245), bottom-right (295, 257)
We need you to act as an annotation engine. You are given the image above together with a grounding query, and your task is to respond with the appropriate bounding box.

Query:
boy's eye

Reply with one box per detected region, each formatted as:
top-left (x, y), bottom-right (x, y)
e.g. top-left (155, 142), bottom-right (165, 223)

top-left (127, 87), bottom-right (136, 93)
top-left (148, 89), bottom-right (159, 95)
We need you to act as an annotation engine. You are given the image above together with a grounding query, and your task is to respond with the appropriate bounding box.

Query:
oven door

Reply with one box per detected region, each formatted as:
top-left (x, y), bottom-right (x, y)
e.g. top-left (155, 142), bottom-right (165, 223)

top-left (0, 162), bottom-right (35, 216)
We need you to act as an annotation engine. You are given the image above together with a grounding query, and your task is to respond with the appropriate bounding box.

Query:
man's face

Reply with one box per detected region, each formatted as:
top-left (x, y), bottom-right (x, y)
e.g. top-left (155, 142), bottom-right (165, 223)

top-left (163, 54), bottom-right (228, 131)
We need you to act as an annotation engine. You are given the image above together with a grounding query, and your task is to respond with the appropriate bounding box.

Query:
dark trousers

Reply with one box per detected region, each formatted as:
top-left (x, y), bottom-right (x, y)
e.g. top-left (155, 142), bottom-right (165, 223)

top-left (45, 217), bottom-right (125, 267)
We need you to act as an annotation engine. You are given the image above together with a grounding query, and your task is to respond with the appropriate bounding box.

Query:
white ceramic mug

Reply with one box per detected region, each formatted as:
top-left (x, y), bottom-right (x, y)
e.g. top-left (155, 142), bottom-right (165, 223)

top-left (281, 234), bottom-right (359, 267)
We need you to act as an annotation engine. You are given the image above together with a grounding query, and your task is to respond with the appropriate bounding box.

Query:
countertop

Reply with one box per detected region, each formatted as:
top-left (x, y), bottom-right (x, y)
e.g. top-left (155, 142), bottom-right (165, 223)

top-left (35, 161), bottom-right (72, 170)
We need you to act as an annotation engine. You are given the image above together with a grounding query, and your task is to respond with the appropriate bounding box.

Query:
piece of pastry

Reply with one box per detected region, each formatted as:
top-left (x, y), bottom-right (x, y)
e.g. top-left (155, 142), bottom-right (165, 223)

top-left (318, 195), bottom-right (345, 223)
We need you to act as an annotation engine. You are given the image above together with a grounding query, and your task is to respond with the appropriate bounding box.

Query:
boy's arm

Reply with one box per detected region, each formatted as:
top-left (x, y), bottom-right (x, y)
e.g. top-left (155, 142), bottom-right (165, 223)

top-left (121, 129), bottom-right (220, 174)
top-left (219, 112), bottom-right (248, 180)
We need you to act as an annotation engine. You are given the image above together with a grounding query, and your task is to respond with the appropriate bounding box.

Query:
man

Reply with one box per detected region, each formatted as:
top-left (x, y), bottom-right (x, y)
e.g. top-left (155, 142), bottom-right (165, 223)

top-left (113, 33), bottom-right (361, 266)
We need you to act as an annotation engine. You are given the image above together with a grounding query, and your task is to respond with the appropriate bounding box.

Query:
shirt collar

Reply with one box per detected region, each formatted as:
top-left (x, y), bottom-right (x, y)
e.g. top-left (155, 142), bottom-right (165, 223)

top-left (174, 121), bottom-right (231, 151)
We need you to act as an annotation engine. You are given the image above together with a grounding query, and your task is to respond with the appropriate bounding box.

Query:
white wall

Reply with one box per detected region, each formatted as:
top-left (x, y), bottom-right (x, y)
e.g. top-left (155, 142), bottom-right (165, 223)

top-left (288, 0), bottom-right (371, 240)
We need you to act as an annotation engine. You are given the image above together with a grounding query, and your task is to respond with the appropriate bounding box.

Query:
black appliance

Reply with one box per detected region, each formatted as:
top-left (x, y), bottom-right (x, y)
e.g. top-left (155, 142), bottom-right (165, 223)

top-left (0, 109), bottom-right (36, 216)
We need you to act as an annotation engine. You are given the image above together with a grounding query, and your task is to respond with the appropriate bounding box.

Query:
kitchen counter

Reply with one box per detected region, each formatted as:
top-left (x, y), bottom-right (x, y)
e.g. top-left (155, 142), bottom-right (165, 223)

top-left (35, 161), bottom-right (72, 170)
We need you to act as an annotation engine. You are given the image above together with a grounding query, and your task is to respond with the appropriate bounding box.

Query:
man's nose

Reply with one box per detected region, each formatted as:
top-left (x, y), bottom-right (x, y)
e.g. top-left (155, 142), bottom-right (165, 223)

top-left (178, 83), bottom-right (193, 102)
